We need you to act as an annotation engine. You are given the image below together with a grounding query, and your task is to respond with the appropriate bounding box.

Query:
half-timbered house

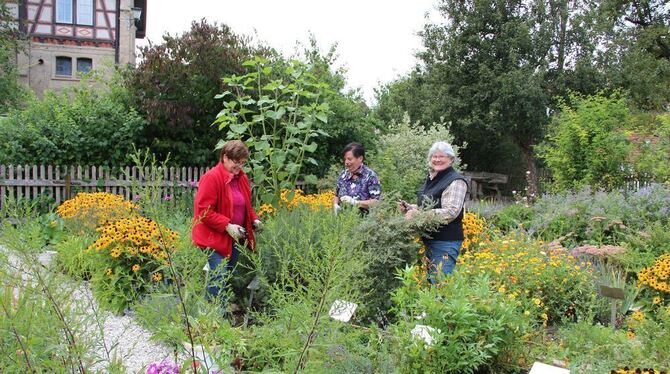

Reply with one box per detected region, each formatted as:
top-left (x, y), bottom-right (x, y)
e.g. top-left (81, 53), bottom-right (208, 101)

top-left (8, 0), bottom-right (146, 97)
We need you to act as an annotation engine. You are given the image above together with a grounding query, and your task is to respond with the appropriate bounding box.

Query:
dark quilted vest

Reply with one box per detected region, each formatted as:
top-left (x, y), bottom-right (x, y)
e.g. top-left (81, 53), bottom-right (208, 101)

top-left (417, 167), bottom-right (467, 241)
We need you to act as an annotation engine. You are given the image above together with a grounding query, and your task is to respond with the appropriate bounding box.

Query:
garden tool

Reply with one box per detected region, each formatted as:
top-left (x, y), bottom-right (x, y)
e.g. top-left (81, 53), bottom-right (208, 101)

top-left (243, 275), bottom-right (261, 328)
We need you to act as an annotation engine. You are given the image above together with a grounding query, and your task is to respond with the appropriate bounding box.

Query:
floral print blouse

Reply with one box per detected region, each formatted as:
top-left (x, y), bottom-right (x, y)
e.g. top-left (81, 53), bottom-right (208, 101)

top-left (335, 164), bottom-right (382, 201)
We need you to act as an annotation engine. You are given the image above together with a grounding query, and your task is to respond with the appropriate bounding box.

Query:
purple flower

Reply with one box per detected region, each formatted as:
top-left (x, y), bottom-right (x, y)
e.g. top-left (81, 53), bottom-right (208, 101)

top-left (163, 195), bottom-right (173, 201)
top-left (189, 181), bottom-right (198, 187)
top-left (146, 361), bottom-right (180, 374)
top-left (133, 194), bottom-right (141, 201)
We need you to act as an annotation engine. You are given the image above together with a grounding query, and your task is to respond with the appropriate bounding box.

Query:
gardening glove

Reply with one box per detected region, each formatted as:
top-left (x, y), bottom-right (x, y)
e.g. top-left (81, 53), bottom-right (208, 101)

top-left (226, 223), bottom-right (246, 241)
top-left (340, 195), bottom-right (357, 206)
top-left (253, 219), bottom-right (263, 232)
top-left (333, 203), bottom-right (342, 215)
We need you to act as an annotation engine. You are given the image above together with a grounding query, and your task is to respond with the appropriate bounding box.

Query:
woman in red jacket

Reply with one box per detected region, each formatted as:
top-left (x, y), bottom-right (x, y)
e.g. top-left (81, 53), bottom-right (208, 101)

top-left (192, 140), bottom-right (260, 306)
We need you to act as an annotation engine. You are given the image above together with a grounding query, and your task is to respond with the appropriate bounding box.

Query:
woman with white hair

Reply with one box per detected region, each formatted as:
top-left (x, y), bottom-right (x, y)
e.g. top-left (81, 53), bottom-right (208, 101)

top-left (401, 141), bottom-right (468, 281)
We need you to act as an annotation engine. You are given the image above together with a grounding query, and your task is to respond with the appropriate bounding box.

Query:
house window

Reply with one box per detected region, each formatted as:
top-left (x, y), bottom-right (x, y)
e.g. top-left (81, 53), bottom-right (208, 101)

top-left (76, 58), bottom-right (93, 73)
top-left (76, 0), bottom-right (94, 26)
top-left (57, 0), bottom-right (94, 25)
top-left (56, 0), bottom-right (73, 23)
top-left (56, 56), bottom-right (72, 76)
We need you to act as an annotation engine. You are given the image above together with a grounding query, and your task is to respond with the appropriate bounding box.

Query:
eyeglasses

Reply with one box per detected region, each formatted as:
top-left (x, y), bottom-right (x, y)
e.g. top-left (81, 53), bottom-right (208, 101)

top-left (226, 156), bottom-right (247, 166)
top-left (431, 155), bottom-right (450, 160)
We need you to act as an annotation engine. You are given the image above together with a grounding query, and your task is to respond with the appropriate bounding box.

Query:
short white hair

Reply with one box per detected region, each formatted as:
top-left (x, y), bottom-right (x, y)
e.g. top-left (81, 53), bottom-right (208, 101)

top-left (426, 141), bottom-right (456, 168)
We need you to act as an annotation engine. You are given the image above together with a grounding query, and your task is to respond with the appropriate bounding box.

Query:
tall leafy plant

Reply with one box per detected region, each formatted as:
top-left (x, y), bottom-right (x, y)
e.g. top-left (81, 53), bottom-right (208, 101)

top-left (214, 57), bottom-right (331, 205)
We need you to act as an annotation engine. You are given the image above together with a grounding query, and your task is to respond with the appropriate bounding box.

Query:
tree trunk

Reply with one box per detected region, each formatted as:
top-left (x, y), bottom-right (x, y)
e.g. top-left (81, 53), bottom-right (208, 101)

top-left (556, 0), bottom-right (569, 73)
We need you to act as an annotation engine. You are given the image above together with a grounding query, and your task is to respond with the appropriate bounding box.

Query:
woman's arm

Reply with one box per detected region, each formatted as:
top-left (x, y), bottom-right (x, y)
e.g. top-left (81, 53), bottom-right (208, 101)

top-left (194, 175), bottom-right (230, 232)
top-left (433, 179), bottom-right (468, 222)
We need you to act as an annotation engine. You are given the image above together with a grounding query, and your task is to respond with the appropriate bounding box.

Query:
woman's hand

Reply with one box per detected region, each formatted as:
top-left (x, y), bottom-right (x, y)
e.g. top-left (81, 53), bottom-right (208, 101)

top-left (404, 208), bottom-right (418, 220)
top-left (226, 224), bottom-right (246, 240)
top-left (340, 196), bottom-right (358, 206)
top-left (253, 219), bottom-right (263, 232)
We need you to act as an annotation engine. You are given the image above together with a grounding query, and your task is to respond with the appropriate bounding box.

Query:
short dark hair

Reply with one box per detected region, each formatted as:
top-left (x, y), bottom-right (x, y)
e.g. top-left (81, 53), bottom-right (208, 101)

top-left (343, 142), bottom-right (365, 158)
top-left (219, 140), bottom-right (250, 162)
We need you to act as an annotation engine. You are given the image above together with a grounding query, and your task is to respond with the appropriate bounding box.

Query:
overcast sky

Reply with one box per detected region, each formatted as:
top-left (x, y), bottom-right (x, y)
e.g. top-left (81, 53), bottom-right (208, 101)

top-left (137, 0), bottom-right (438, 104)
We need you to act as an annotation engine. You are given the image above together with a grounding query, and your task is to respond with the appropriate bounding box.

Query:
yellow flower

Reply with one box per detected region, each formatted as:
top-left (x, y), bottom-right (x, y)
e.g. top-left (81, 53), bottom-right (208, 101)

top-left (56, 192), bottom-right (138, 229)
top-left (279, 189), bottom-right (336, 211)
top-left (653, 296), bottom-right (662, 304)
top-left (106, 268), bottom-right (113, 276)
top-left (152, 272), bottom-right (162, 282)
top-left (132, 264), bottom-right (140, 272)
top-left (258, 203), bottom-right (276, 217)
top-left (626, 330), bottom-right (635, 339)
top-left (631, 310), bottom-right (645, 322)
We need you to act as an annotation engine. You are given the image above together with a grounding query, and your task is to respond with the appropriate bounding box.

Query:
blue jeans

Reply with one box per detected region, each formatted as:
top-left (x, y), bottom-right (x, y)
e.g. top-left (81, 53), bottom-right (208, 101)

top-left (206, 245), bottom-right (239, 304)
top-left (425, 240), bottom-right (462, 282)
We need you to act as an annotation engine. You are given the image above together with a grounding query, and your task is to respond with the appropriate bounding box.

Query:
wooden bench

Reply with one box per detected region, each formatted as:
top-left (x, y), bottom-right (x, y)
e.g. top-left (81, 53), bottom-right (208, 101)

top-left (462, 171), bottom-right (509, 200)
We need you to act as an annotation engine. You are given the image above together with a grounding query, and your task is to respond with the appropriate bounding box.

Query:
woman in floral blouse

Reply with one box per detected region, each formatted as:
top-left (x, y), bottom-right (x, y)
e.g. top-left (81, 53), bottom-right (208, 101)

top-left (332, 142), bottom-right (381, 214)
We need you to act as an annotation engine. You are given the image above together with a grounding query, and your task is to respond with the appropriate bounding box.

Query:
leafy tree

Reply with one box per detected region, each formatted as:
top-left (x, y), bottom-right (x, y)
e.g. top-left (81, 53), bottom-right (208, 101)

top-left (599, 0), bottom-right (670, 60)
top-left (415, 0), bottom-right (561, 195)
top-left (374, 0), bottom-right (647, 194)
top-left (0, 74), bottom-right (146, 166)
top-left (597, 0), bottom-right (670, 109)
top-left (0, 0), bottom-right (28, 113)
top-left (126, 19), bottom-right (265, 165)
top-left (373, 71), bottom-right (443, 129)
top-left (537, 92), bottom-right (631, 190)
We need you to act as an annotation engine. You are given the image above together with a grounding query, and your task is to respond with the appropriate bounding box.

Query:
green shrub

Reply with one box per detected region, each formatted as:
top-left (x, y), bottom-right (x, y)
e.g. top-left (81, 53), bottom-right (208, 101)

top-left (390, 267), bottom-right (531, 374)
top-left (368, 115), bottom-right (464, 200)
top-left (0, 251), bottom-right (102, 372)
top-left (241, 205), bottom-right (370, 371)
top-left (489, 203), bottom-right (533, 232)
top-left (357, 198), bottom-right (444, 324)
top-left (620, 221), bottom-right (670, 271)
top-left (492, 185), bottom-right (670, 253)
top-left (54, 234), bottom-right (96, 280)
top-left (538, 92), bottom-right (631, 191)
top-left (636, 307), bottom-right (670, 366)
top-left (0, 73), bottom-right (145, 166)
top-left (628, 112), bottom-right (670, 183)
top-left (537, 320), bottom-right (669, 373)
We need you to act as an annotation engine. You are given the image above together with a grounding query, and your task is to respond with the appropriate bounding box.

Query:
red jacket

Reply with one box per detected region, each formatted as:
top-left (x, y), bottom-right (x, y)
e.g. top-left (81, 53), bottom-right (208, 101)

top-left (192, 163), bottom-right (258, 257)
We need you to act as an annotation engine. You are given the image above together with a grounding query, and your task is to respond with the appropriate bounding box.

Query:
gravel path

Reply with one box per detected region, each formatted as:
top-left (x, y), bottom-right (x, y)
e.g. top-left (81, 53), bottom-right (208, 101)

top-left (1, 245), bottom-right (177, 374)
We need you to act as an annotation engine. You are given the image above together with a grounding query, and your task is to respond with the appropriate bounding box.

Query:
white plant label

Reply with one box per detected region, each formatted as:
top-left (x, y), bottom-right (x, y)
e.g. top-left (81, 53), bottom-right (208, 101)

top-left (328, 299), bottom-right (357, 322)
top-left (411, 324), bottom-right (439, 346)
top-left (529, 362), bottom-right (570, 374)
